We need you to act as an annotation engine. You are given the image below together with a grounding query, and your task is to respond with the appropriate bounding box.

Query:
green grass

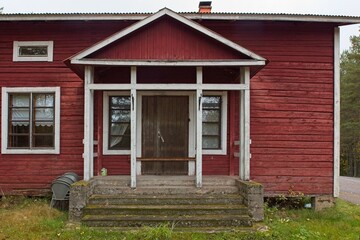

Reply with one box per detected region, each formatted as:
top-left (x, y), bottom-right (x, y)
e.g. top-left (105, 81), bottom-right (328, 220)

top-left (0, 196), bottom-right (359, 240)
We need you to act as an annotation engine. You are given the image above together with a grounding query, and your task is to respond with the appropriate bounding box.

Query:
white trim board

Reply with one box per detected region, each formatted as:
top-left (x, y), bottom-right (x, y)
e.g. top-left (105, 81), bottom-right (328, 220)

top-left (1, 87), bottom-right (61, 154)
top-left (13, 41), bottom-right (54, 62)
top-left (88, 83), bottom-right (249, 91)
top-left (333, 27), bottom-right (340, 198)
top-left (70, 8), bottom-right (266, 63)
top-left (71, 59), bottom-right (266, 67)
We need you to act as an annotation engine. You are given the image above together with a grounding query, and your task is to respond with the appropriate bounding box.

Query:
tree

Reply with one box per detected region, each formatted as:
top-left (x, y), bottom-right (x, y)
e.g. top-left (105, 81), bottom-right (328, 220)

top-left (340, 30), bottom-right (360, 176)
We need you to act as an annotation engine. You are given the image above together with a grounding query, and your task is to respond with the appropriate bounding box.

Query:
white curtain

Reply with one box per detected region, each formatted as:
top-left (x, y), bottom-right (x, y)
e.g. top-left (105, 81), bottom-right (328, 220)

top-left (110, 123), bottom-right (129, 148)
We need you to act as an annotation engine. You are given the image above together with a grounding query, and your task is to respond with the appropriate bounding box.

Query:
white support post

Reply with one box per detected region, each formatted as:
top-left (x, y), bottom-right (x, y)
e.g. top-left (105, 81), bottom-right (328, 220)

top-left (333, 27), bottom-right (340, 197)
top-left (83, 66), bottom-right (94, 181)
top-left (240, 67), bottom-right (251, 181)
top-left (196, 67), bottom-right (203, 187)
top-left (130, 66), bottom-right (137, 188)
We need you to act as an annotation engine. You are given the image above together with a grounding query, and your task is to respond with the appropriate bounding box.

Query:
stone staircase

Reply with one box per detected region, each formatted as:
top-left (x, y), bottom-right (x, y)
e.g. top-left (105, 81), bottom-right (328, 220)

top-left (78, 176), bottom-right (254, 230)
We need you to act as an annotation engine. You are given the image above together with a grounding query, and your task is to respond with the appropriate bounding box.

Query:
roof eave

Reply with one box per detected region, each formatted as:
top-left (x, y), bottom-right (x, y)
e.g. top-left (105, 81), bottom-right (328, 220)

top-left (0, 13), bottom-right (359, 25)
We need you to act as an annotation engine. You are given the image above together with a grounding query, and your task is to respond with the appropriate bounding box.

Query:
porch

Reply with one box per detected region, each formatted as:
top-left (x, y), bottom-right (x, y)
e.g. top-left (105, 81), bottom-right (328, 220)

top-left (69, 175), bottom-right (264, 228)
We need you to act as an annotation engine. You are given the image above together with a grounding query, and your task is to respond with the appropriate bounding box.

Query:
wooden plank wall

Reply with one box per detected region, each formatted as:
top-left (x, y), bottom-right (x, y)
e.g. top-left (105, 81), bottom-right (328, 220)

top-left (0, 19), bottom-right (335, 195)
top-left (0, 21), bottom-right (133, 194)
top-left (202, 21), bottom-right (335, 195)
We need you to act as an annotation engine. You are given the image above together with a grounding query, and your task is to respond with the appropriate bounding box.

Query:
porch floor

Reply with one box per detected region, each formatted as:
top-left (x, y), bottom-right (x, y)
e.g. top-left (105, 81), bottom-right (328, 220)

top-left (91, 175), bottom-right (239, 188)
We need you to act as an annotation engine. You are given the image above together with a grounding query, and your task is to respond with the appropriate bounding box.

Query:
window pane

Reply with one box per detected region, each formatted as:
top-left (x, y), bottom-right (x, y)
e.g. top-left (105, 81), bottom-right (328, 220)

top-left (108, 96), bottom-right (131, 150)
top-left (203, 136), bottom-right (220, 149)
top-left (34, 125), bottom-right (54, 134)
top-left (111, 96), bottom-right (131, 109)
top-left (111, 110), bottom-right (130, 122)
top-left (202, 123), bottom-right (220, 135)
top-left (110, 123), bottom-right (130, 136)
top-left (34, 135), bottom-right (54, 147)
top-left (34, 94), bottom-right (54, 107)
top-left (35, 108), bottom-right (54, 121)
top-left (8, 135), bottom-right (30, 148)
top-left (19, 46), bottom-right (48, 57)
top-left (109, 136), bottom-right (130, 150)
top-left (202, 110), bottom-right (220, 122)
top-left (11, 125), bottom-right (30, 134)
top-left (11, 94), bottom-right (30, 107)
top-left (202, 96), bottom-right (221, 109)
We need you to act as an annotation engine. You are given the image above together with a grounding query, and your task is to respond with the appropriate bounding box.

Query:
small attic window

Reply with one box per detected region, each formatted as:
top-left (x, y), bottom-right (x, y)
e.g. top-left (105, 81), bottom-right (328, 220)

top-left (13, 41), bottom-right (54, 62)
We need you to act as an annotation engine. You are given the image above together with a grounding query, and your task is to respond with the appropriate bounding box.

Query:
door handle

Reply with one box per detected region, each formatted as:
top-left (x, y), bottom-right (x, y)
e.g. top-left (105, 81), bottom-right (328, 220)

top-left (157, 130), bottom-right (165, 143)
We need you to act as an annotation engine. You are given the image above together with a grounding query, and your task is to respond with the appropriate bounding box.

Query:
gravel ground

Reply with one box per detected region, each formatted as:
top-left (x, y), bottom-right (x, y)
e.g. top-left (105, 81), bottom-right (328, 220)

top-left (339, 176), bottom-right (360, 205)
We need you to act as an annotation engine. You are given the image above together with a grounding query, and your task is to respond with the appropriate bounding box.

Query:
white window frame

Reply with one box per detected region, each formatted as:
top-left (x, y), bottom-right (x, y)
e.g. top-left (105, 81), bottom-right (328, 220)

top-left (103, 91), bottom-right (131, 155)
top-left (1, 87), bottom-right (61, 154)
top-left (202, 91), bottom-right (228, 155)
top-left (13, 41), bottom-right (54, 62)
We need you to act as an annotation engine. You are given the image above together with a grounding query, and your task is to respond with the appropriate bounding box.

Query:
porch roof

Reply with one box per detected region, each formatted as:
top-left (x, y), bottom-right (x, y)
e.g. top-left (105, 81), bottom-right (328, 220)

top-left (65, 8), bottom-right (267, 78)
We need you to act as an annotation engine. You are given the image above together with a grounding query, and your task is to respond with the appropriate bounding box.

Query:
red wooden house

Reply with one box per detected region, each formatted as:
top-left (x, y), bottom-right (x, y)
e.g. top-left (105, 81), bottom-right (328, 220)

top-left (0, 7), bottom-right (359, 200)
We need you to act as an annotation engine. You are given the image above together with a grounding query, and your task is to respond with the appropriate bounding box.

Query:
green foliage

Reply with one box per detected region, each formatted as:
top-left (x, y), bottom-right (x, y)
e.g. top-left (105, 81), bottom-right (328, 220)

top-left (1, 197), bottom-right (360, 239)
top-left (265, 190), bottom-right (311, 209)
top-left (341, 29), bottom-right (360, 177)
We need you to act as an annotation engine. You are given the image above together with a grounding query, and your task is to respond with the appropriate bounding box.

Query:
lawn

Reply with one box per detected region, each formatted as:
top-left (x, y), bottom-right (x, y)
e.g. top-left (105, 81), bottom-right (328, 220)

top-left (0, 196), bottom-right (359, 240)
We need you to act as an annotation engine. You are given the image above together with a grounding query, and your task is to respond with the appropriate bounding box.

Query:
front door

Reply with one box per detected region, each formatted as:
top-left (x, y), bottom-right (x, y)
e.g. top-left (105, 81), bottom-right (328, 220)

top-left (141, 96), bottom-right (189, 175)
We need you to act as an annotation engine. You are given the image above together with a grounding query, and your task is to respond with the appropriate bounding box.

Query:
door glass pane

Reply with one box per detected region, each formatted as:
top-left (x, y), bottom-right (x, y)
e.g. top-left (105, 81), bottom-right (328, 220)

top-left (202, 96), bottom-right (221, 109)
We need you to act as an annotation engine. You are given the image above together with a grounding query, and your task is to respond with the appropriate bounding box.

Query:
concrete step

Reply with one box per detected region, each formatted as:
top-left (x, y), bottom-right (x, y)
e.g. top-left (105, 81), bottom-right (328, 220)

top-left (82, 214), bottom-right (252, 228)
top-left (88, 226), bottom-right (255, 233)
top-left (91, 176), bottom-right (237, 187)
top-left (84, 204), bottom-right (249, 216)
top-left (92, 186), bottom-right (240, 195)
top-left (88, 194), bottom-right (243, 205)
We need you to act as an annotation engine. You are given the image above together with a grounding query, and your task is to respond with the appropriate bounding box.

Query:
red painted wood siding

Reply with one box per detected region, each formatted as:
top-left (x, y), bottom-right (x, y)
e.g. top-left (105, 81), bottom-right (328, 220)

top-left (202, 21), bottom-right (335, 195)
top-left (0, 21), bottom-right (133, 194)
top-left (89, 16), bottom-right (248, 60)
top-left (0, 19), bottom-right (336, 196)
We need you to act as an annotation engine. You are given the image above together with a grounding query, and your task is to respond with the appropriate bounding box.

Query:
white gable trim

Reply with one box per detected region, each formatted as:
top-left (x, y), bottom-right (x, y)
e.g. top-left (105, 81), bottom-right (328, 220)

top-left (70, 8), bottom-right (266, 63)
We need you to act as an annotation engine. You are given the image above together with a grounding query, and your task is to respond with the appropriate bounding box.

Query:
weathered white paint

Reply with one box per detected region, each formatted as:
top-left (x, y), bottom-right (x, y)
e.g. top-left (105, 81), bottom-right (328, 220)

top-left (71, 59), bottom-right (266, 67)
top-left (70, 8), bottom-right (265, 62)
top-left (136, 161), bottom-right (142, 175)
top-left (1, 87), bottom-right (61, 155)
top-left (13, 41), bottom-right (53, 62)
top-left (130, 66), bottom-right (137, 188)
top-left (196, 67), bottom-right (203, 188)
top-left (333, 27), bottom-right (340, 198)
top-left (239, 67), bottom-right (251, 181)
top-left (88, 83), bottom-right (249, 91)
top-left (83, 66), bottom-right (94, 181)
top-left (188, 160), bottom-right (196, 176)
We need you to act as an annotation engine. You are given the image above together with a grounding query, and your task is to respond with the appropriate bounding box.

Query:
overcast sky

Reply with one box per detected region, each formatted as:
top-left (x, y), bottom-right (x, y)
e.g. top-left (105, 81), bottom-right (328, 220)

top-left (2, 0), bottom-right (359, 51)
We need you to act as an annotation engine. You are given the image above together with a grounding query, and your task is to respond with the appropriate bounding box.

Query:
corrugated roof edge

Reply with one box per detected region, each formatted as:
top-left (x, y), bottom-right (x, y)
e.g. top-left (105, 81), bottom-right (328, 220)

top-left (0, 12), bottom-right (359, 24)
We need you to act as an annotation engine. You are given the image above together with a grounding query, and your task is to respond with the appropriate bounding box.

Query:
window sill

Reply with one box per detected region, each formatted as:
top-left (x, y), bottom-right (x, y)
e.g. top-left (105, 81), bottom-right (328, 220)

top-left (202, 149), bottom-right (227, 155)
top-left (103, 149), bottom-right (131, 155)
top-left (1, 148), bottom-right (59, 154)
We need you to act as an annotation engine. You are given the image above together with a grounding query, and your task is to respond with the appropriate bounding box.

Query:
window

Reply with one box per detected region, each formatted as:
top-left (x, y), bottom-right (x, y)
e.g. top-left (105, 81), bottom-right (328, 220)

top-left (202, 92), bottom-right (227, 154)
top-left (103, 92), bottom-right (131, 155)
top-left (1, 87), bottom-right (60, 154)
top-left (13, 41), bottom-right (54, 62)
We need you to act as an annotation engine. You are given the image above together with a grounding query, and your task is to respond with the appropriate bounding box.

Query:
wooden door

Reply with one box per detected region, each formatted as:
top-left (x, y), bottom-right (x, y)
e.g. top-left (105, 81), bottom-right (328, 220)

top-left (142, 96), bottom-right (189, 175)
